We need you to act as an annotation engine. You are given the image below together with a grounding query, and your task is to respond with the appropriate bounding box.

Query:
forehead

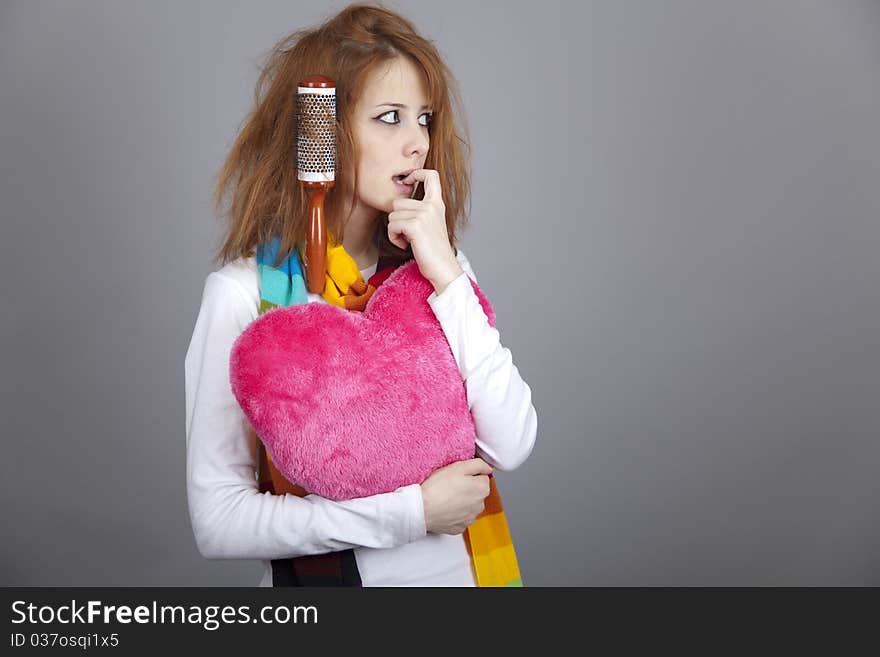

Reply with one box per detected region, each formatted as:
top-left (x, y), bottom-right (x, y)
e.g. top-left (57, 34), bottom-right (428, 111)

top-left (360, 57), bottom-right (429, 105)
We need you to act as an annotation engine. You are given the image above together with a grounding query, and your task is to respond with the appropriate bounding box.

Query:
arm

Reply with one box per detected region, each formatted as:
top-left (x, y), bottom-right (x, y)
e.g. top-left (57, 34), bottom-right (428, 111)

top-left (185, 272), bottom-right (426, 559)
top-left (426, 250), bottom-right (538, 471)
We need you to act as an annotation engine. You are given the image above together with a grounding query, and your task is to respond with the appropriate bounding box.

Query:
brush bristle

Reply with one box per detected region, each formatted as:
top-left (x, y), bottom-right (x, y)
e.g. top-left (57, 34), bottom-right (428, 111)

top-left (296, 86), bottom-right (336, 182)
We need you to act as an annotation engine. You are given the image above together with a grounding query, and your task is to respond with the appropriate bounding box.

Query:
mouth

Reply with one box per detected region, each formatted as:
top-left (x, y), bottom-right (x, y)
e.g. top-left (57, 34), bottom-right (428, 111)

top-left (392, 176), bottom-right (414, 195)
top-left (392, 168), bottom-right (416, 182)
top-left (392, 168), bottom-right (417, 194)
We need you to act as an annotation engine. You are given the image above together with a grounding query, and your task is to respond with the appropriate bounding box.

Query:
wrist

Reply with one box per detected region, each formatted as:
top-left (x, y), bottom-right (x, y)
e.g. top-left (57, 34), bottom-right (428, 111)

top-left (419, 483), bottom-right (434, 534)
top-left (431, 260), bottom-right (464, 295)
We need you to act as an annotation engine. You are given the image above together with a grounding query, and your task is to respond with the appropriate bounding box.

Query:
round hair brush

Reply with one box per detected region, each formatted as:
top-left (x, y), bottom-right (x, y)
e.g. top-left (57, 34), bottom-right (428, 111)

top-left (296, 76), bottom-right (336, 294)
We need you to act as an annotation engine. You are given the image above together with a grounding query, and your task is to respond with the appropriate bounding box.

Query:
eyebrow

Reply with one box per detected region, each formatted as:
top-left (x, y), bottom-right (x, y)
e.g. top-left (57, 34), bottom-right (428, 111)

top-left (374, 103), bottom-right (431, 110)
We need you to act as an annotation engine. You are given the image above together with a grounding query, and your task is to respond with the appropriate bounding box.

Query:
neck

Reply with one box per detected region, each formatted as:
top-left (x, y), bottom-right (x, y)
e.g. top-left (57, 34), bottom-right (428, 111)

top-left (341, 204), bottom-right (380, 270)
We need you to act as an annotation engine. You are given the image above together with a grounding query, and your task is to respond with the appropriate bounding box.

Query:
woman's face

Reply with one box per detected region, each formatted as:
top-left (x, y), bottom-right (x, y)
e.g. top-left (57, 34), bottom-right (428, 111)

top-left (350, 57), bottom-right (431, 216)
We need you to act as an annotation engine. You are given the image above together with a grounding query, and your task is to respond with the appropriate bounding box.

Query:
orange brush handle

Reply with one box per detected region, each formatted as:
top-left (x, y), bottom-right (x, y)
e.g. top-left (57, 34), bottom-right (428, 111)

top-left (302, 180), bottom-right (332, 294)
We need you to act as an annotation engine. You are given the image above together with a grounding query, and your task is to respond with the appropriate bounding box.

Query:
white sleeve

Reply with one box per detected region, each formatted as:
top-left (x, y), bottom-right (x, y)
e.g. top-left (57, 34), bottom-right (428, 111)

top-left (425, 250), bottom-right (538, 471)
top-left (185, 272), bottom-right (426, 560)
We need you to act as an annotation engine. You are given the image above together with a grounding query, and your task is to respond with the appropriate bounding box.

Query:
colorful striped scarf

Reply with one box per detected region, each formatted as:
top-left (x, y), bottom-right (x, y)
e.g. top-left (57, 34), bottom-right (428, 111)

top-left (253, 233), bottom-right (523, 587)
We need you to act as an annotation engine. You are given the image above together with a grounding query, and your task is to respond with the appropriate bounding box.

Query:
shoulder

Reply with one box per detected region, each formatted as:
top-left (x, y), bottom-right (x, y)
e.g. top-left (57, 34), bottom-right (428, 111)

top-left (194, 256), bottom-right (259, 327)
top-left (210, 255), bottom-right (259, 310)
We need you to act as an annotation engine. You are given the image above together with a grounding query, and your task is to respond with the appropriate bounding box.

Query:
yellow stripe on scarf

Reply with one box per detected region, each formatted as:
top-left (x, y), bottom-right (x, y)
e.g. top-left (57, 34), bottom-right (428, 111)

top-left (299, 236), bottom-right (376, 311)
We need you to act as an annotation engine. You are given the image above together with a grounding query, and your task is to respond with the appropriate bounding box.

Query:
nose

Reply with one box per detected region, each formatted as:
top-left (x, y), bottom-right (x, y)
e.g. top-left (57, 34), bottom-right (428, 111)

top-left (404, 123), bottom-right (429, 158)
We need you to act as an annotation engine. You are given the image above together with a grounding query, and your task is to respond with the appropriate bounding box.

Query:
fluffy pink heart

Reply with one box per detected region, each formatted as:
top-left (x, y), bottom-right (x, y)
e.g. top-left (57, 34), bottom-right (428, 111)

top-left (229, 260), bottom-right (497, 500)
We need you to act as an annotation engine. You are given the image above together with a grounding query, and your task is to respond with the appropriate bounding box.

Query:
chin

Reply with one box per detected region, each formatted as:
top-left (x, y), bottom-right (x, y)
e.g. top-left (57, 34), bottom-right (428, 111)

top-left (353, 193), bottom-right (389, 217)
top-left (373, 195), bottom-right (395, 213)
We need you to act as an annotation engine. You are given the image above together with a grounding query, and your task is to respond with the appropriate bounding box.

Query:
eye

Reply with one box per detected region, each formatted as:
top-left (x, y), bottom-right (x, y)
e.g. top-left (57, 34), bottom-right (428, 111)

top-left (377, 110), bottom-right (433, 127)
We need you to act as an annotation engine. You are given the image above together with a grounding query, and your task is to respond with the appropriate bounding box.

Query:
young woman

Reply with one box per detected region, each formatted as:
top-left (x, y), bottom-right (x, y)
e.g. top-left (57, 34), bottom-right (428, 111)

top-left (185, 3), bottom-right (537, 586)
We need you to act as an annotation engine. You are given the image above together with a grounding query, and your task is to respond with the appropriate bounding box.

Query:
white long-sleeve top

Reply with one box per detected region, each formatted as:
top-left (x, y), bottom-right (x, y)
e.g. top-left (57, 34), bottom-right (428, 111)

top-left (184, 248), bottom-right (537, 586)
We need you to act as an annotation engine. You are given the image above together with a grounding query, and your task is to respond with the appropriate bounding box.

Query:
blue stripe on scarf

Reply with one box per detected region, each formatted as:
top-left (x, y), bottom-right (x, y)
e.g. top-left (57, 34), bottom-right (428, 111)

top-left (256, 235), bottom-right (308, 307)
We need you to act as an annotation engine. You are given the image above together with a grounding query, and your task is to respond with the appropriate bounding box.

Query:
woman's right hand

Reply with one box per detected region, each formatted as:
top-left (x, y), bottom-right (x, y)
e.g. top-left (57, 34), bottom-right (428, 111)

top-left (420, 458), bottom-right (493, 535)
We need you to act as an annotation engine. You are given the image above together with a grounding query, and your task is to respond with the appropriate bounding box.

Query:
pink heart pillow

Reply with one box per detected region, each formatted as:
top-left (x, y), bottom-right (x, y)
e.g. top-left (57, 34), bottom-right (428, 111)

top-left (229, 260), bottom-right (497, 501)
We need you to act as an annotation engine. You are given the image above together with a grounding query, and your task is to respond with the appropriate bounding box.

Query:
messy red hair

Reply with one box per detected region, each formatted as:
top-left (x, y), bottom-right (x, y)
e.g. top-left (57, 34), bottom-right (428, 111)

top-left (212, 2), bottom-right (472, 267)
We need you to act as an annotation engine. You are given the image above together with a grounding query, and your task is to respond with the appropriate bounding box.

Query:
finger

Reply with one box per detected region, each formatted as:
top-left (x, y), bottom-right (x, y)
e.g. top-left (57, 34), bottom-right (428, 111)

top-left (387, 219), bottom-right (413, 248)
top-left (402, 169), bottom-right (440, 203)
top-left (474, 457), bottom-right (493, 473)
top-left (424, 169), bottom-right (440, 202)
top-left (391, 198), bottom-right (423, 211)
top-left (460, 457), bottom-right (493, 475)
top-left (386, 222), bottom-right (410, 250)
top-left (387, 232), bottom-right (409, 250)
top-left (401, 168), bottom-right (424, 185)
top-left (388, 234), bottom-right (408, 250)
top-left (471, 475), bottom-right (490, 496)
top-left (387, 210), bottom-right (420, 222)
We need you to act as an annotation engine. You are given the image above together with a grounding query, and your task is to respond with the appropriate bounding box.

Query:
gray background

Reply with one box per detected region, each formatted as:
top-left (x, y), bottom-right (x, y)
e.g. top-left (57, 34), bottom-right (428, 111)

top-left (1, 0), bottom-right (878, 586)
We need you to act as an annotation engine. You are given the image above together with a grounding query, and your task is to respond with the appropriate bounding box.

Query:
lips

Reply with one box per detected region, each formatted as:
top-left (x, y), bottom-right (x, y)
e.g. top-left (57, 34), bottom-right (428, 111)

top-left (392, 168), bottom-right (416, 181)
top-left (393, 177), bottom-right (414, 195)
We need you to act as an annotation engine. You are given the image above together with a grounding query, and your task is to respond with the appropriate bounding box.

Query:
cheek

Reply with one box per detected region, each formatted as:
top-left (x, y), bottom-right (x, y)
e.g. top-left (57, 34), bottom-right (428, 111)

top-left (359, 129), bottom-right (389, 159)
top-left (355, 150), bottom-right (378, 178)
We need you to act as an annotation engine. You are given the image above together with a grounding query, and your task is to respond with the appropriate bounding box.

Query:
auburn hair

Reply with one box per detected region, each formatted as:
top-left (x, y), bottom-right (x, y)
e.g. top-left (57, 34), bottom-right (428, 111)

top-left (212, 2), bottom-right (472, 268)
